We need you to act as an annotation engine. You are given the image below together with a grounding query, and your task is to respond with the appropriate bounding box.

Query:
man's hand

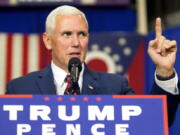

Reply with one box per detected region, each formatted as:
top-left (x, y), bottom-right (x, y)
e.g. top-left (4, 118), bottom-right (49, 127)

top-left (148, 17), bottom-right (177, 77)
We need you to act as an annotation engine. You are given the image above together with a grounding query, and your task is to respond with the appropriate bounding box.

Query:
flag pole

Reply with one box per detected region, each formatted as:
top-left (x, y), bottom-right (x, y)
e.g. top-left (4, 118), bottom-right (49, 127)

top-left (136, 0), bottom-right (148, 35)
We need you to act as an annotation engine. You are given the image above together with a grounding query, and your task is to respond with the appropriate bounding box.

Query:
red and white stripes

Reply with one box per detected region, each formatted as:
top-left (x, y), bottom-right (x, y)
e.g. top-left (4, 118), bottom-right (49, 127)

top-left (0, 33), bottom-right (51, 94)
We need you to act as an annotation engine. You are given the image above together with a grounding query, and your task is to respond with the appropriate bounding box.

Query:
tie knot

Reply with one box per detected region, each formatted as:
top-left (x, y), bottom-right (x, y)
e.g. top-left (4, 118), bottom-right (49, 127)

top-left (65, 75), bottom-right (71, 83)
top-left (65, 75), bottom-right (71, 82)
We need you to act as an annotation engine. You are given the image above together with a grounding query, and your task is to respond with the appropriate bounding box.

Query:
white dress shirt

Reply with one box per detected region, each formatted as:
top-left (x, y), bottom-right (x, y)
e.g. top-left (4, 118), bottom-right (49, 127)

top-left (155, 70), bottom-right (179, 95)
top-left (51, 61), bottom-right (84, 95)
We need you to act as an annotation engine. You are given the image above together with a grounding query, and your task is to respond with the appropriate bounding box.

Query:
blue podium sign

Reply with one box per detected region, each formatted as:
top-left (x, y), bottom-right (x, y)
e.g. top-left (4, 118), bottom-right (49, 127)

top-left (0, 95), bottom-right (168, 135)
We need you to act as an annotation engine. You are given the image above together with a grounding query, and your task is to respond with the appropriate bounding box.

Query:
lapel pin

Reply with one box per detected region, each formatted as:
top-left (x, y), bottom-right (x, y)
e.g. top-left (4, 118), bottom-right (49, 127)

top-left (88, 85), bottom-right (94, 90)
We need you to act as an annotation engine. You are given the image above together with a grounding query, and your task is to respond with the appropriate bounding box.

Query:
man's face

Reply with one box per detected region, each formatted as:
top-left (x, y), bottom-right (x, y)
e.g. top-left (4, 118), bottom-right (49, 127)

top-left (43, 14), bottom-right (89, 72)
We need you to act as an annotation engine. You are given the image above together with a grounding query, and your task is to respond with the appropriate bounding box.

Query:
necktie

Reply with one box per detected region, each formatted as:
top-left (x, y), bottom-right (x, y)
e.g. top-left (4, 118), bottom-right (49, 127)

top-left (64, 75), bottom-right (80, 95)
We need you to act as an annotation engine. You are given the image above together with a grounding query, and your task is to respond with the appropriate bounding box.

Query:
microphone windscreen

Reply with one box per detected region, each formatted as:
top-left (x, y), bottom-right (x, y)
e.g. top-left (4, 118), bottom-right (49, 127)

top-left (68, 58), bottom-right (82, 73)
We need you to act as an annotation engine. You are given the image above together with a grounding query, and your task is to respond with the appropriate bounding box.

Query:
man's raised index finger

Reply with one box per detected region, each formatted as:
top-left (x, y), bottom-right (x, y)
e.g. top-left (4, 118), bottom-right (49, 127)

top-left (155, 17), bottom-right (162, 39)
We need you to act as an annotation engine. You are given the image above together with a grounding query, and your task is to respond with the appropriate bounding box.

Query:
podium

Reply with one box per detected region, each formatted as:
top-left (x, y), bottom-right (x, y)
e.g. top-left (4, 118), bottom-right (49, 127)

top-left (0, 95), bottom-right (168, 135)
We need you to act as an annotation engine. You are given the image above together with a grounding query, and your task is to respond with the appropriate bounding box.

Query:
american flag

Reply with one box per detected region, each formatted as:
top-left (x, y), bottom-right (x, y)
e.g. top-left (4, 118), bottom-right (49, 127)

top-left (0, 33), bottom-right (51, 94)
top-left (0, 32), bottom-right (145, 94)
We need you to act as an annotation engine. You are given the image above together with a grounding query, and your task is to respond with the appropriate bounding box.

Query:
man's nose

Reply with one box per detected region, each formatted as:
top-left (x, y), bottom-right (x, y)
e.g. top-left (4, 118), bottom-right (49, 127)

top-left (72, 35), bottom-right (80, 47)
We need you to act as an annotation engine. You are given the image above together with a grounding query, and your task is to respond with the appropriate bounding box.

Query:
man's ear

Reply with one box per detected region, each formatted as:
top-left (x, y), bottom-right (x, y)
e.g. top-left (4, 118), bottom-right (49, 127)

top-left (43, 32), bottom-right (52, 50)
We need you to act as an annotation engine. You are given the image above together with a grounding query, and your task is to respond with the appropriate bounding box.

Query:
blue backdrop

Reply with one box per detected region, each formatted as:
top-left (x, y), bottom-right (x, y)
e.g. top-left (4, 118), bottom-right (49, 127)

top-left (0, 7), bottom-right (136, 33)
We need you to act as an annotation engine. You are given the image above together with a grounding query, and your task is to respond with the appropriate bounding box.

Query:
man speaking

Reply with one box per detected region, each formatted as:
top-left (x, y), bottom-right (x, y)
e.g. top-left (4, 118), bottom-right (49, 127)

top-left (6, 5), bottom-right (179, 126)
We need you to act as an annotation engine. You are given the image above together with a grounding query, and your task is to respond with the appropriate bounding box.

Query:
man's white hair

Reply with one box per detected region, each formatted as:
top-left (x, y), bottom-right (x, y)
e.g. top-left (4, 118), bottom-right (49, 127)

top-left (45, 5), bottom-right (88, 33)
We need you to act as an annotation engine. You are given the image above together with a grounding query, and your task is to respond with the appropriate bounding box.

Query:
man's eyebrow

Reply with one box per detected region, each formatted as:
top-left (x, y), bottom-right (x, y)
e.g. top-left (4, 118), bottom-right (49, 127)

top-left (79, 30), bottom-right (89, 33)
top-left (61, 30), bottom-right (72, 33)
top-left (61, 31), bottom-right (72, 34)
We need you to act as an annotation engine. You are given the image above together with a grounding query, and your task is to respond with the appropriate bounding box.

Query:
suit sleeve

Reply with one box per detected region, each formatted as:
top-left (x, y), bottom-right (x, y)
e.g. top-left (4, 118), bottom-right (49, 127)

top-left (121, 76), bottom-right (134, 95)
top-left (151, 81), bottom-right (180, 127)
top-left (6, 81), bottom-right (15, 94)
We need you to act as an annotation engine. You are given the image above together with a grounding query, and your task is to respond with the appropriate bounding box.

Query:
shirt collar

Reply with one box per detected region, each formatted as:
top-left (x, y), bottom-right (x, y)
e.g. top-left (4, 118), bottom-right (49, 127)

top-left (51, 61), bottom-right (67, 87)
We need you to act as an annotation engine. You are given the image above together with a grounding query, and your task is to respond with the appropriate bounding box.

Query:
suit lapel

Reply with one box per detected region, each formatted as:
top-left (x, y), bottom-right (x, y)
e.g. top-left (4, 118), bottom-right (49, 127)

top-left (35, 64), bottom-right (99, 95)
top-left (36, 65), bottom-right (56, 94)
top-left (81, 66), bottom-right (99, 95)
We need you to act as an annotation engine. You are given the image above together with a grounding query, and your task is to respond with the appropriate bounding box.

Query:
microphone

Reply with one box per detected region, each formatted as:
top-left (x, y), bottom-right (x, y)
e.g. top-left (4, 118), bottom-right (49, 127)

top-left (68, 58), bottom-right (82, 82)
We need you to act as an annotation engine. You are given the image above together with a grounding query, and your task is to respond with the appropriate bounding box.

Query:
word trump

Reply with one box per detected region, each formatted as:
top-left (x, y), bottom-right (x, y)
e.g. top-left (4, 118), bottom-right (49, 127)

top-left (3, 105), bottom-right (142, 135)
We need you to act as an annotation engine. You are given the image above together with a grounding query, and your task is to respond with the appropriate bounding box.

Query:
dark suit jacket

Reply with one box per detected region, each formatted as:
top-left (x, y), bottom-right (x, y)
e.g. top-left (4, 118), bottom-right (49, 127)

top-left (6, 64), bottom-right (134, 95)
top-left (151, 81), bottom-right (180, 126)
top-left (6, 64), bottom-right (179, 127)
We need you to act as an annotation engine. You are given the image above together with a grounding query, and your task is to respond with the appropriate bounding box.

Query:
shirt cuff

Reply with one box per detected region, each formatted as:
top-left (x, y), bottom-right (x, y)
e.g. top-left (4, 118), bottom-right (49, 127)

top-left (155, 70), bottom-right (179, 95)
